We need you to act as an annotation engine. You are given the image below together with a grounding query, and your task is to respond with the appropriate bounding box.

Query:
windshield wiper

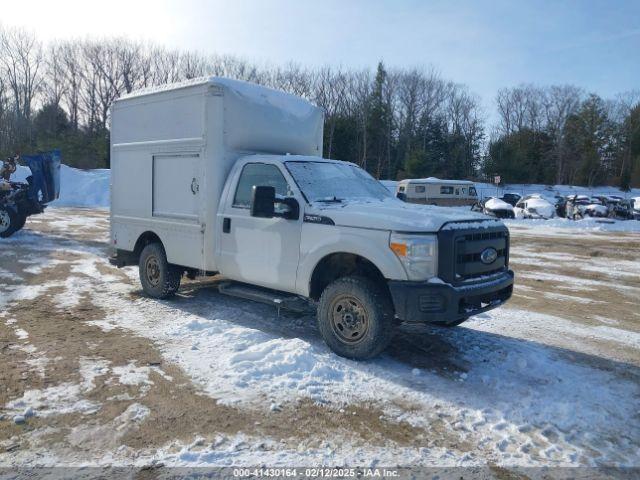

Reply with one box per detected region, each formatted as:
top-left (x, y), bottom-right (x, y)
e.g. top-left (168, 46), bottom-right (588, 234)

top-left (316, 196), bottom-right (344, 203)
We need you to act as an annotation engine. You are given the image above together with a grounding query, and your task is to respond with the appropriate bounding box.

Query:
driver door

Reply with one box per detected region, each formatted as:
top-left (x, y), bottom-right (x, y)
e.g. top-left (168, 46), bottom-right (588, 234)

top-left (217, 162), bottom-right (302, 292)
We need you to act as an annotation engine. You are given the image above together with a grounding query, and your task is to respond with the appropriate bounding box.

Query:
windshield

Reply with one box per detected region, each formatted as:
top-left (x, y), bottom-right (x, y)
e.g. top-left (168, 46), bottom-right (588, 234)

top-left (285, 161), bottom-right (392, 203)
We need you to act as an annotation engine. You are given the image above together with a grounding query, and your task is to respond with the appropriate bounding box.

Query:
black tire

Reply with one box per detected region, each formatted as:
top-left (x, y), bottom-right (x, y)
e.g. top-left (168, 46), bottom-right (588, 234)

top-left (317, 275), bottom-right (394, 360)
top-left (0, 206), bottom-right (19, 238)
top-left (13, 213), bottom-right (27, 233)
top-left (138, 243), bottom-right (182, 299)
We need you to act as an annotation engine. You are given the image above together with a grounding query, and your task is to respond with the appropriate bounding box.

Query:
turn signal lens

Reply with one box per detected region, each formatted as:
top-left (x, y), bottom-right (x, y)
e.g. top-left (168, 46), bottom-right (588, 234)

top-left (390, 242), bottom-right (408, 257)
top-left (389, 233), bottom-right (438, 280)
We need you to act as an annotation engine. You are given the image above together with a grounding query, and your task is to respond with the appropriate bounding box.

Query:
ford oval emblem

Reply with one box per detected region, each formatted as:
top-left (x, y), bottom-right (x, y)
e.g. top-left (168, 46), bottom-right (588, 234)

top-left (480, 247), bottom-right (498, 265)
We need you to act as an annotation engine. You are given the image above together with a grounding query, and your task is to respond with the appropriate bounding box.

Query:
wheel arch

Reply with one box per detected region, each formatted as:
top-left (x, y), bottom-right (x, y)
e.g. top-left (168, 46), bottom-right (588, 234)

top-left (308, 252), bottom-right (391, 301)
top-left (133, 231), bottom-right (164, 259)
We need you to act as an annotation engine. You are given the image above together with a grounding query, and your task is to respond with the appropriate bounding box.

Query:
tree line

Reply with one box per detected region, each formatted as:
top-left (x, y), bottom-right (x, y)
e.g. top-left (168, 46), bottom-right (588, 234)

top-left (1, 26), bottom-right (638, 188)
top-left (487, 85), bottom-right (640, 189)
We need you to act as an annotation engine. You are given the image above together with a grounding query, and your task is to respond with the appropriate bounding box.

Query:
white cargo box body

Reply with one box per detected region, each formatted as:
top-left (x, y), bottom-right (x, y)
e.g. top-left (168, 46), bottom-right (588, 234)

top-left (110, 77), bottom-right (324, 271)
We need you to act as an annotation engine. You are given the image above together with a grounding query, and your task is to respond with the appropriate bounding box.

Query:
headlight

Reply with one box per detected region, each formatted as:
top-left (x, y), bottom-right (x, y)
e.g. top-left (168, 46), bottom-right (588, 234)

top-left (389, 233), bottom-right (438, 280)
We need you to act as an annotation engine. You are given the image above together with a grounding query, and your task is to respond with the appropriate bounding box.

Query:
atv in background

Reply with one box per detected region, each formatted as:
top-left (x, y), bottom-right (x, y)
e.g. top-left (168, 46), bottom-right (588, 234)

top-left (0, 150), bottom-right (61, 238)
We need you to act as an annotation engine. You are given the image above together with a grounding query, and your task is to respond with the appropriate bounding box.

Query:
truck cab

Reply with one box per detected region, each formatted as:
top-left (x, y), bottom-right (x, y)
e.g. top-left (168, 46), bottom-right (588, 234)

top-left (110, 77), bottom-right (513, 360)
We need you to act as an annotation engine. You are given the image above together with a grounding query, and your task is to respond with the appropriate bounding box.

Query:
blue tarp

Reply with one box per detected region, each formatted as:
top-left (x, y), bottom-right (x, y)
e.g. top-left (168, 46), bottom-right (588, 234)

top-left (21, 150), bottom-right (61, 204)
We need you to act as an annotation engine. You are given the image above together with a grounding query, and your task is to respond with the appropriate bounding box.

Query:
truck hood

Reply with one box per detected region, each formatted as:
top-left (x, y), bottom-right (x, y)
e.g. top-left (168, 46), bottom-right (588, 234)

top-left (307, 198), bottom-right (492, 232)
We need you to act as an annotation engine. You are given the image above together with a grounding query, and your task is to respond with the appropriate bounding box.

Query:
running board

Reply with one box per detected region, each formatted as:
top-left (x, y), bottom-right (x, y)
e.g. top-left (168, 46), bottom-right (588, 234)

top-left (218, 282), bottom-right (311, 313)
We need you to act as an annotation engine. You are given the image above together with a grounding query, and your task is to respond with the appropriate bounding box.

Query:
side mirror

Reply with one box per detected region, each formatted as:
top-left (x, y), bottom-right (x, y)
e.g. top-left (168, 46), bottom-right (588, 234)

top-left (251, 185), bottom-right (275, 218)
top-left (250, 185), bottom-right (300, 220)
top-left (278, 197), bottom-right (300, 220)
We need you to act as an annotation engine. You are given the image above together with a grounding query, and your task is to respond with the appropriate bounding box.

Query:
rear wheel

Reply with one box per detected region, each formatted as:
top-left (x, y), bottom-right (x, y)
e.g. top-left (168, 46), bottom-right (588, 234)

top-left (139, 243), bottom-right (182, 299)
top-left (0, 206), bottom-right (19, 238)
top-left (317, 276), bottom-right (394, 360)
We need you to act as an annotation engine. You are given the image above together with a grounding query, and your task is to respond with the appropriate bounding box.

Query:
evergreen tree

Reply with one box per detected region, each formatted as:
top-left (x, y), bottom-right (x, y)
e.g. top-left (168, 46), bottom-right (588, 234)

top-left (366, 62), bottom-right (393, 179)
top-left (562, 95), bottom-right (613, 186)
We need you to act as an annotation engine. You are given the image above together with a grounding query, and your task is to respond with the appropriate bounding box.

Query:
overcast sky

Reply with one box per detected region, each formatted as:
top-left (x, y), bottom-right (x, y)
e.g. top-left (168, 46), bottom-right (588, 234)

top-left (2, 0), bottom-right (639, 119)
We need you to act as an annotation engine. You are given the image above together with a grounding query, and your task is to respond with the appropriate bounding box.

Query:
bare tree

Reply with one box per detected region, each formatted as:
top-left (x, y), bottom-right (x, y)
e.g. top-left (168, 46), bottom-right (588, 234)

top-left (542, 85), bottom-right (582, 182)
top-left (313, 67), bottom-right (348, 159)
top-left (0, 25), bottom-right (43, 144)
top-left (43, 43), bottom-right (68, 108)
top-left (56, 42), bottom-right (83, 130)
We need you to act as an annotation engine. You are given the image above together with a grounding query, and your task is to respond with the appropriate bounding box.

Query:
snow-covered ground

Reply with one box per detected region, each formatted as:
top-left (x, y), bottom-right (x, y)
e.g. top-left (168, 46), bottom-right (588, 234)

top-left (1, 208), bottom-right (639, 469)
top-left (2, 165), bottom-right (640, 468)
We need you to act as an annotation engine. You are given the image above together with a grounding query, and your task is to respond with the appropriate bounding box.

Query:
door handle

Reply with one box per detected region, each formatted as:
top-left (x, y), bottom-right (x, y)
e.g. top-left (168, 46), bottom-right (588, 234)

top-left (223, 217), bottom-right (231, 233)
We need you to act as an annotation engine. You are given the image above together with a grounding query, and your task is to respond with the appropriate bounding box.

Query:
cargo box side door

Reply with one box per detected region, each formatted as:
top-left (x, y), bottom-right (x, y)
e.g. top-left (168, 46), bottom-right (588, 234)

top-left (151, 152), bottom-right (205, 268)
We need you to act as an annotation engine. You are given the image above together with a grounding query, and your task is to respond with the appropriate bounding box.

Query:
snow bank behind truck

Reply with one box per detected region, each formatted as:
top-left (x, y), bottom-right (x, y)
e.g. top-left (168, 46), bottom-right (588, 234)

top-left (110, 77), bottom-right (513, 359)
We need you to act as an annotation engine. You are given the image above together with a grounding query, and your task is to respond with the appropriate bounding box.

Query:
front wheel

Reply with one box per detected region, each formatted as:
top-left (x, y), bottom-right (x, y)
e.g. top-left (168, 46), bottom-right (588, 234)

top-left (0, 206), bottom-right (19, 238)
top-left (138, 243), bottom-right (182, 299)
top-left (317, 276), bottom-right (394, 360)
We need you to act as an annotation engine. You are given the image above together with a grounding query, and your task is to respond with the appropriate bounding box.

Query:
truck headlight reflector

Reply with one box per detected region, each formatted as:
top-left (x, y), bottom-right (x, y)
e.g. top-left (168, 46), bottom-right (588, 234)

top-left (390, 233), bottom-right (438, 280)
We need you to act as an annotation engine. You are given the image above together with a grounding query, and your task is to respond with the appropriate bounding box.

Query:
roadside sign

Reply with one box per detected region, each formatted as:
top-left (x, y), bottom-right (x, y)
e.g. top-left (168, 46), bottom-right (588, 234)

top-left (494, 175), bottom-right (501, 185)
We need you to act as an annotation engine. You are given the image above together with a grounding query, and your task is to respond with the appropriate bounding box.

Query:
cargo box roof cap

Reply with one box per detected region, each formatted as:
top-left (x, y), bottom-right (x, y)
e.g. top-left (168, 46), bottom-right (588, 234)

top-left (116, 76), bottom-right (318, 115)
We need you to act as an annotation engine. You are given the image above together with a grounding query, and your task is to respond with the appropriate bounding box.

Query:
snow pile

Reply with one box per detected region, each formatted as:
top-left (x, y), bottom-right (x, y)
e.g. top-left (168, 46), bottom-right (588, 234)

top-left (14, 164), bottom-right (110, 208)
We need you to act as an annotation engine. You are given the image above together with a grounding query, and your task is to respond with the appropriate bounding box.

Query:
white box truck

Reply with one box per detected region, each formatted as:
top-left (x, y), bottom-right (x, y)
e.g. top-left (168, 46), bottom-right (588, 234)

top-left (110, 77), bottom-right (514, 359)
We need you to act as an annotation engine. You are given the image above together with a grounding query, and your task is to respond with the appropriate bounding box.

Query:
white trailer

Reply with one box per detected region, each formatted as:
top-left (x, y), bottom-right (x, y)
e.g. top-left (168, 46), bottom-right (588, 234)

top-left (396, 178), bottom-right (478, 206)
top-left (110, 77), bottom-right (324, 272)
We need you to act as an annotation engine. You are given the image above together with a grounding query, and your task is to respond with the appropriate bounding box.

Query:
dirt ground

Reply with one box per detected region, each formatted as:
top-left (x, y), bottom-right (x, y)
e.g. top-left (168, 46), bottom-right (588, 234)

top-left (1, 208), bottom-right (639, 469)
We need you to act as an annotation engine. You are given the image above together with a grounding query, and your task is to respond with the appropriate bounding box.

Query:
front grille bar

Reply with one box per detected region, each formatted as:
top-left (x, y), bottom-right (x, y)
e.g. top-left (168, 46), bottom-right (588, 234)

top-left (438, 222), bottom-right (510, 285)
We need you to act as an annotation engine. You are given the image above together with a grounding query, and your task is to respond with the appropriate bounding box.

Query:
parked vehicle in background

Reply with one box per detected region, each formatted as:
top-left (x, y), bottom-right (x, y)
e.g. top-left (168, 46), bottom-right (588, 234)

top-left (0, 151), bottom-right (61, 238)
top-left (565, 195), bottom-right (609, 219)
top-left (514, 195), bottom-right (556, 219)
top-left (584, 198), bottom-right (609, 218)
top-left (396, 178), bottom-right (478, 206)
top-left (630, 197), bottom-right (640, 220)
top-left (591, 195), bottom-right (636, 220)
top-left (109, 77), bottom-right (514, 360)
top-left (609, 199), bottom-right (636, 220)
top-left (472, 197), bottom-right (515, 219)
top-left (499, 192), bottom-right (522, 207)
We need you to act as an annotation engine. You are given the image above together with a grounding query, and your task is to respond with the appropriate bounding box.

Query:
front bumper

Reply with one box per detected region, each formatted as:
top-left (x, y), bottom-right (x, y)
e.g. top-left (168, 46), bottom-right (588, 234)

top-left (388, 270), bottom-right (514, 324)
